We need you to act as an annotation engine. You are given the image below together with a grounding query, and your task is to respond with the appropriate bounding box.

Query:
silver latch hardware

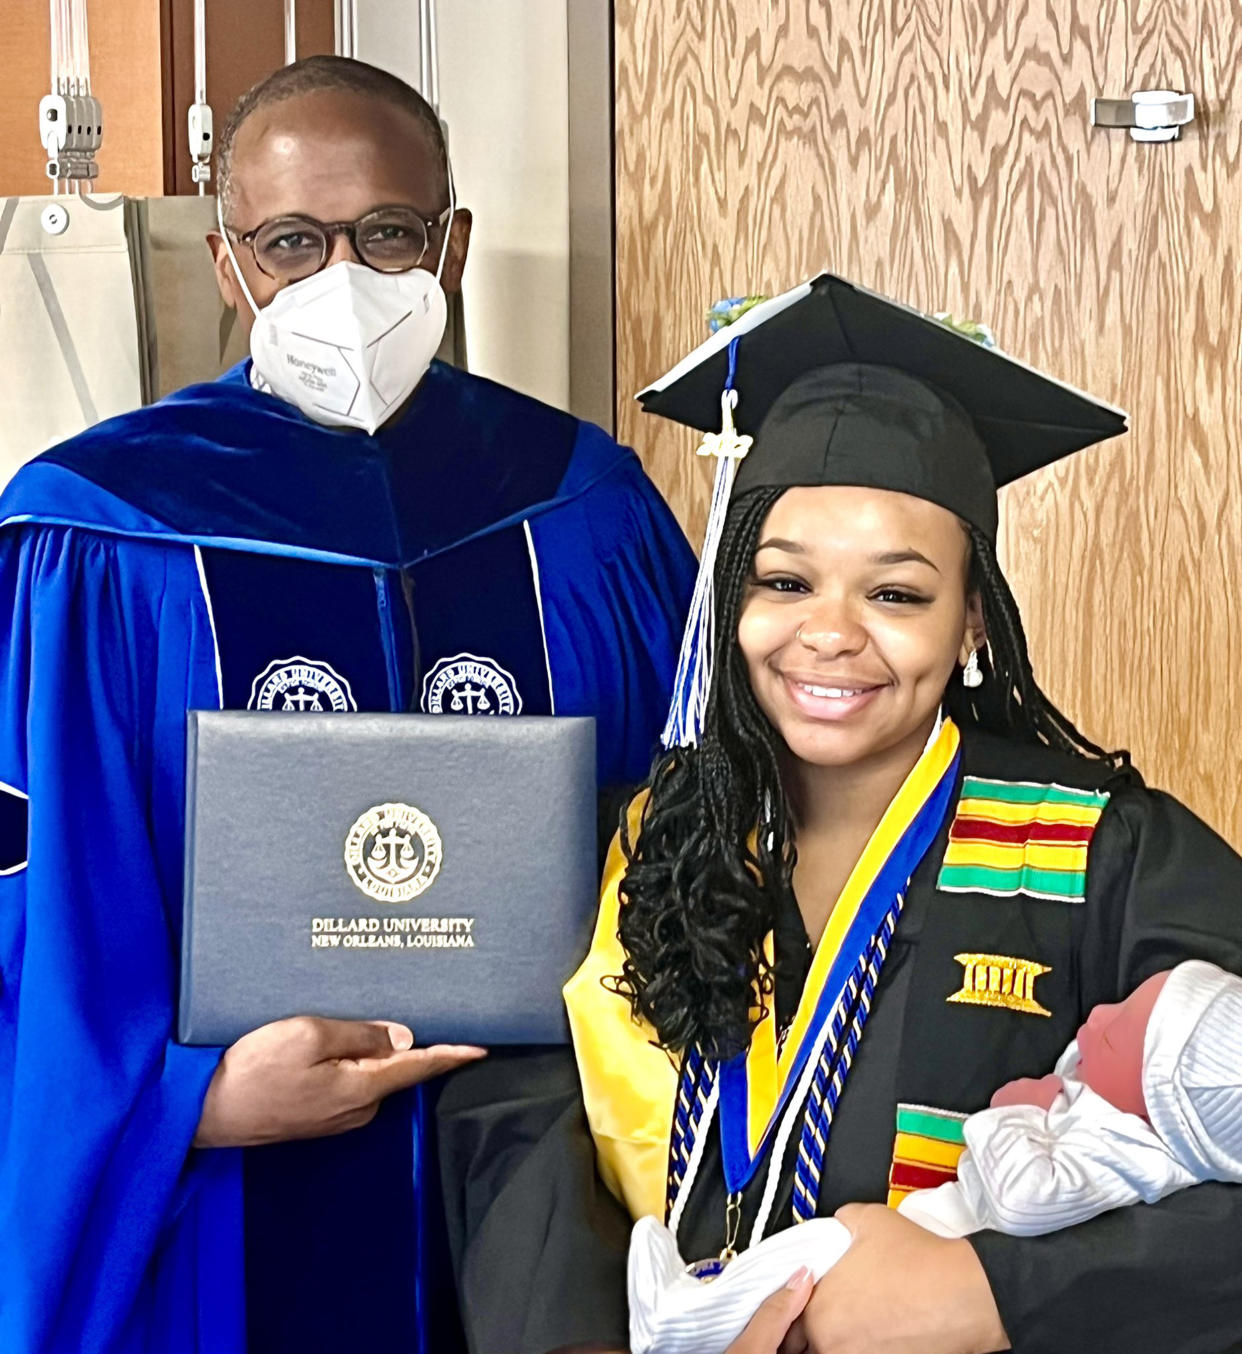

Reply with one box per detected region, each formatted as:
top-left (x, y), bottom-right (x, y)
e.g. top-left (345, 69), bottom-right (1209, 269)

top-left (1091, 90), bottom-right (1195, 142)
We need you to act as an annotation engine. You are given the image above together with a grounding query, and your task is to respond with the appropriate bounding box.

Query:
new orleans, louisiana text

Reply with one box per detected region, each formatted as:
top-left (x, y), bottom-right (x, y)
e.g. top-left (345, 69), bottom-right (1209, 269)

top-left (309, 916), bottom-right (476, 949)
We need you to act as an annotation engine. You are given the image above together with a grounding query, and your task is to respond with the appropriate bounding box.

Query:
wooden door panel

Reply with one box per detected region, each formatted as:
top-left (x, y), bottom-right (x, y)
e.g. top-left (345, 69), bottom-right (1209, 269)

top-left (163, 0), bottom-right (335, 195)
top-left (615, 0), bottom-right (1242, 842)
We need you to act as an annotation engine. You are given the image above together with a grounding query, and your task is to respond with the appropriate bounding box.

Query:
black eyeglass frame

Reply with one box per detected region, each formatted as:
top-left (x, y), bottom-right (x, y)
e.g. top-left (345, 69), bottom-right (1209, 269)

top-left (225, 203), bottom-right (453, 281)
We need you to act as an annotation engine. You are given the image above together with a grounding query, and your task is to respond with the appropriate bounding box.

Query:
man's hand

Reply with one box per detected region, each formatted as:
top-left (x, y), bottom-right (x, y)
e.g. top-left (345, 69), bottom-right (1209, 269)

top-left (193, 1016), bottom-right (486, 1148)
top-left (779, 1205), bottom-right (1009, 1354)
top-left (727, 1267), bottom-right (814, 1352)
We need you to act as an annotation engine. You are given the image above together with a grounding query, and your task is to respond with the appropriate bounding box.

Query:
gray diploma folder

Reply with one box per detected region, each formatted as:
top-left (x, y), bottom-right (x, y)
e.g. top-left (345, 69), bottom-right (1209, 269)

top-left (178, 711), bottom-right (598, 1046)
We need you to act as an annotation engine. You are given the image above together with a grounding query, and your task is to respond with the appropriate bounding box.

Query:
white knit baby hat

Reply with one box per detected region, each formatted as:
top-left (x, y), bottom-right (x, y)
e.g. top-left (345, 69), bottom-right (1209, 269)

top-left (1142, 960), bottom-right (1242, 1181)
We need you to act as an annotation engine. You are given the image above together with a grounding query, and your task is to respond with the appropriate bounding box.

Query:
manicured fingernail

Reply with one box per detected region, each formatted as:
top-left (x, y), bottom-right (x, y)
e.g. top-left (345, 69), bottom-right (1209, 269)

top-left (389, 1025), bottom-right (414, 1050)
top-left (786, 1266), bottom-right (809, 1288)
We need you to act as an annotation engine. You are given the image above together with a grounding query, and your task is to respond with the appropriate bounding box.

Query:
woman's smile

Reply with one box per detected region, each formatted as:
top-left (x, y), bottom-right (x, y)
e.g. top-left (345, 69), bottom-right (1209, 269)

top-left (738, 484), bottom-right (981, 774)
top-left (780, 672), bottom-right (889, 721)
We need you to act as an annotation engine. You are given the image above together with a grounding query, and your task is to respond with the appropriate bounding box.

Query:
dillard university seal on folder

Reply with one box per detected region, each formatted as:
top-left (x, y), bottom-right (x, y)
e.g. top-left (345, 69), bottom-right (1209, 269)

top-left (343, 802), bottom-right (444, 903)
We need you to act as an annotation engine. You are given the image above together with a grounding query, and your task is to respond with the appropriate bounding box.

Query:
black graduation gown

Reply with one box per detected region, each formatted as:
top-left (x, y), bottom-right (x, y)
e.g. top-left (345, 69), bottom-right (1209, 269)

top-left (438, 728), bottom-right (1242, 1354)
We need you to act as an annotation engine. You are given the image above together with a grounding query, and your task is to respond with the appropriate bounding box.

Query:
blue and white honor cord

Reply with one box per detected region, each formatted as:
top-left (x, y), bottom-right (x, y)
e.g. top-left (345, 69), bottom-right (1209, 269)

top-left (791, 892), bottom-right (905, 1221)
top-left (665, 890), bottom-right (907, 1248)
top-left (667, 1045), bottom-right (719, 1219)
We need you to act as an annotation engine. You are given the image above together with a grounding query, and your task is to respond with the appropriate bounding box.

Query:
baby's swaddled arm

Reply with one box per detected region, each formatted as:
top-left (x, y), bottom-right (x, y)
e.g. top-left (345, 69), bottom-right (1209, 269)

top-left (628, 1216), bottom-right (852, 1354)
top-left (957, 1087), bottom-right (1197, 1236)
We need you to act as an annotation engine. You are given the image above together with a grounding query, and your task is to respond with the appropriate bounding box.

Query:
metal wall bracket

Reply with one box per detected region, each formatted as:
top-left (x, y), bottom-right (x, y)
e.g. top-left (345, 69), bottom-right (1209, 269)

top-left (1091, 90), bottom-right (1195, 142)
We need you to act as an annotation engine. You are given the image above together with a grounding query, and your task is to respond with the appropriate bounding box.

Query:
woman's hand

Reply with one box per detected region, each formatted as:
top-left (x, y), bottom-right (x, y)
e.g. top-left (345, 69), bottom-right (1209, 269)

top-left (548, 1267), bottom-right (814, 1354)
top-left (193, 1016), bottom-right (486, 1148)
top-left (779, 1205), bottom-right (1009, 1354)
top-left (727, 1268), bottom-right (815, 1353)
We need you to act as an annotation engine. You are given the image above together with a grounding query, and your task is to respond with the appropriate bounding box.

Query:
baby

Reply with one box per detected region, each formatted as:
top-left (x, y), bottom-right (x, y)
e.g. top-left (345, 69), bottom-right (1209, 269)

top-left (629, 959), bottom-right (1242, 1354)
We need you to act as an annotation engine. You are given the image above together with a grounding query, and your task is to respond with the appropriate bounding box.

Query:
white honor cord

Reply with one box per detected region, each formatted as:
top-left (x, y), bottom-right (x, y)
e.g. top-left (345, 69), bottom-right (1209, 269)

top-left (666, 1009), bottom-right (834, 1251)
top-left (749, 995), bottom-right (841, 1246)
top-left (752, 714), bottom-right (944, 1242)
top-left (665, 996), bottom-right (837, 1248)
top-left (670, 712), bottom-right (950, 1253)
top-left (667, 1078), bottom-right (721, 1242)
top-left (45, 0), bottom-right (96, 194)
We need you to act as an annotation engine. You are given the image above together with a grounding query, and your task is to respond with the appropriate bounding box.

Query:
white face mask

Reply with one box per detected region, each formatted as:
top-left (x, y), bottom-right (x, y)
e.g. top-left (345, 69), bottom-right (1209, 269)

top-left (246, 262), bottom-right (447, 434)
top-left (219, 182), bottom-right (455, 435)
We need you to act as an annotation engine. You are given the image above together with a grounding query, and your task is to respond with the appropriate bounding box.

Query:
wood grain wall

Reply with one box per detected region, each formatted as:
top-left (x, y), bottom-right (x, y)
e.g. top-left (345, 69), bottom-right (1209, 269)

top-left (615, 0), bottom-right (1242, 844)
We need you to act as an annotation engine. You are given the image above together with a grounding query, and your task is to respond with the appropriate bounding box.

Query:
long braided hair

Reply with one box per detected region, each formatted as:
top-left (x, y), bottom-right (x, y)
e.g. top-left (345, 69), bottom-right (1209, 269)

top-left (614, 486), bottom-right (1131, 1062)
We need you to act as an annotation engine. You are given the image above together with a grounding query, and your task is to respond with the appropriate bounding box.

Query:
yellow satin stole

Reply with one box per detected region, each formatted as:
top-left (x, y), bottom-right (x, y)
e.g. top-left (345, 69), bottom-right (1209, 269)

top-left (563, 791), bottom-right (676, 1222)
top-left (564, 719), bottom-right (962, 1223)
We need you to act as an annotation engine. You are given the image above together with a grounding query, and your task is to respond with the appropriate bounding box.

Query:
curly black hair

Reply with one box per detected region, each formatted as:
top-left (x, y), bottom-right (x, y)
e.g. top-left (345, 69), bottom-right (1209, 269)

top-left (614, 486), bottom-right (1130, 1062)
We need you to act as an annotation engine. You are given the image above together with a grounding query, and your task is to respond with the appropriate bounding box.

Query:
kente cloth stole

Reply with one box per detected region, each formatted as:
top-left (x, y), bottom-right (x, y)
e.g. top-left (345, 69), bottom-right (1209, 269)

top-left (666, 718), bottom-right (962, 1229)
top-left (938, 776), bottom-right (1108, 903)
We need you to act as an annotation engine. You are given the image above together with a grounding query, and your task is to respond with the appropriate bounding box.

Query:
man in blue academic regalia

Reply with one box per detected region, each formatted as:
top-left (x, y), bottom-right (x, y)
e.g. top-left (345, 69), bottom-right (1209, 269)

top-left (0, 56), bottom-right (694, 1354)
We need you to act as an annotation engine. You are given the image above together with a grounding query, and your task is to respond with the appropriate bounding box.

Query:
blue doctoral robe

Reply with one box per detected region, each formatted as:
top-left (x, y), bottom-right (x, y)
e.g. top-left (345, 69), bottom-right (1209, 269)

top-left (0, 361), bottom-right (695, 1354)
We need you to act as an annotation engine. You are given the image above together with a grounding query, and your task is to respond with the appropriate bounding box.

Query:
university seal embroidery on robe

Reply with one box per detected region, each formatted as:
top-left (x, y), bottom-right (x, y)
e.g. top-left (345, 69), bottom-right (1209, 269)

top-left (247, 656), bottom-right (358, 712)
top-left (420, 652), bottom-right (523, 715)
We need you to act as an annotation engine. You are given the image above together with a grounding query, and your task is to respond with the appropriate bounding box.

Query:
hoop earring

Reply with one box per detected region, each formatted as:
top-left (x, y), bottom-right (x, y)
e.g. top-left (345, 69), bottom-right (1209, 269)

top-left (962, 648), bottom-right (984, 689)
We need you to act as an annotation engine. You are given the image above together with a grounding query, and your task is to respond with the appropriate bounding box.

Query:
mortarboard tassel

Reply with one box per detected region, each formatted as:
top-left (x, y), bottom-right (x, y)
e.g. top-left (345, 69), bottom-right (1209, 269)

top-left (660, 337), bottom-right (753, 749)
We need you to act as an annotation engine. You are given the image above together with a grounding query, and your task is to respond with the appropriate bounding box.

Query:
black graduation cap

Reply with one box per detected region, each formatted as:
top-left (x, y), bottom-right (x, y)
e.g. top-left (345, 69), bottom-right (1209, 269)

top-left (640, 273), bottom-right (1127, 748)
top-left (639, 273), bottom-right (1127, 540)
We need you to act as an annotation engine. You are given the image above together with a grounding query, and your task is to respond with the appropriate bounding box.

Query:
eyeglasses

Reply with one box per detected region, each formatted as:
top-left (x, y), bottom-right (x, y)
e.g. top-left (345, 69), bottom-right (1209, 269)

top-left (227, 204), bottom-right (452, 283)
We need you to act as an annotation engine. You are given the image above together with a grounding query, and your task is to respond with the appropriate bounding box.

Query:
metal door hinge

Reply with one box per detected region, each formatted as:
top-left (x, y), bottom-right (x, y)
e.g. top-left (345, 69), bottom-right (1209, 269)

top-left (1091, 90), bottom-right (1195, 142)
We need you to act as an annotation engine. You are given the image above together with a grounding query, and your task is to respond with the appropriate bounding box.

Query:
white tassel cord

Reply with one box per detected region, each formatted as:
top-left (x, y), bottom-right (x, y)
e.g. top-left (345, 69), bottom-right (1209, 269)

top-left (661, 384), bottom-right (753, 750)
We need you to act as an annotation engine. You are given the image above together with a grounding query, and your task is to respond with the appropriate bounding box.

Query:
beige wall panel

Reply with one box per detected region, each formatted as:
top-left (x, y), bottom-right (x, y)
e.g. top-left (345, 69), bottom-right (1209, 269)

top-left (435, 0), bottom-right (572, 409)
top-left (615, 0), bottom-right (1242, 843)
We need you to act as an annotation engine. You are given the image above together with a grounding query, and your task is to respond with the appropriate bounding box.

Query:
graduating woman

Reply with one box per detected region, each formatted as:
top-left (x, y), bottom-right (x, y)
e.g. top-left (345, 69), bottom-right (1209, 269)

top-left (440, 275), bottom-right (1242, 1354)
